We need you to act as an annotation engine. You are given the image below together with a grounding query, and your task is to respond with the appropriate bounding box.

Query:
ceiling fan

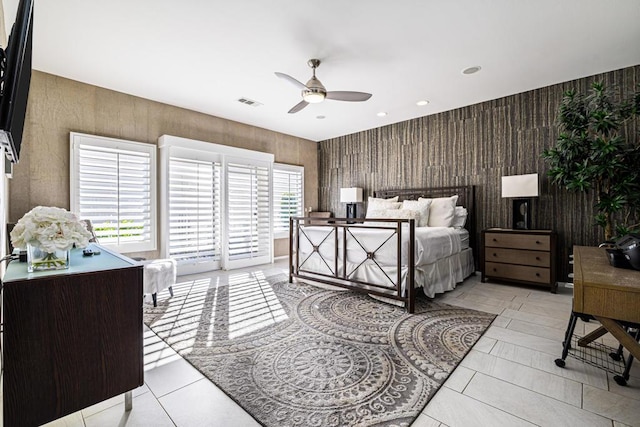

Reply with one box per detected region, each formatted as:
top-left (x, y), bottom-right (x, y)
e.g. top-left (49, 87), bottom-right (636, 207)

top-left (275, 59), bottom-right (372, 114)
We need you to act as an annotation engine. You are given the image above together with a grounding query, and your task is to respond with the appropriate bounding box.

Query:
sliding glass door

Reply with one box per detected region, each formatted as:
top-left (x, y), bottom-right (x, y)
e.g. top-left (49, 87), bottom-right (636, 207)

top-left (225, 159), bottom-right (271, 269)
top-left (167, 156), bottom-right (222, 273)
top-left (159, 136), bottom-right (274, 274)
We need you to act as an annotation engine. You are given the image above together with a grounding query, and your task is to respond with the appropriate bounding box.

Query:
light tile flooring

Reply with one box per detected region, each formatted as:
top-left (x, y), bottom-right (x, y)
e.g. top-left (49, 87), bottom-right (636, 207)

top-left (18, 261), bottom-right (640, 426)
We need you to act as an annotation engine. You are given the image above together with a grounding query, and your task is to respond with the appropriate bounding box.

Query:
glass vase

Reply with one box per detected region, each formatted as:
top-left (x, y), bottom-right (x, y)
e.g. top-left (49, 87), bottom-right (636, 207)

top-left (27, 243), bottom-right (70, 272)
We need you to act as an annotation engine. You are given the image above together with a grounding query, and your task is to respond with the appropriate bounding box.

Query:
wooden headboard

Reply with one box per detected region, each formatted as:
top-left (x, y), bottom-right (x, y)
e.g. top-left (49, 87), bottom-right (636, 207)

top-left (374, 185), bottom-right (477, 266)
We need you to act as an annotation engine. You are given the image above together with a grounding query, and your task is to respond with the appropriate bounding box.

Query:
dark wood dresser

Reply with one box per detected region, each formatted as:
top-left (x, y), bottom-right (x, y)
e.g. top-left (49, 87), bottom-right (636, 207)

top-left (2, 244), bottom-right (143, 427)
top-left (481, 228), bottom-right (557, 292)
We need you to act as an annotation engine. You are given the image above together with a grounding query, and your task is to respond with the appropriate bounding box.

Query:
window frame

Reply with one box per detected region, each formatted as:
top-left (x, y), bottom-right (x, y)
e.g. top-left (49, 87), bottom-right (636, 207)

top-left (70, 132), bottom-right (157, 254)
top-left (166, 152), bottom-right (223, 273)
top-left (272, 163), bottom-right (304, 239)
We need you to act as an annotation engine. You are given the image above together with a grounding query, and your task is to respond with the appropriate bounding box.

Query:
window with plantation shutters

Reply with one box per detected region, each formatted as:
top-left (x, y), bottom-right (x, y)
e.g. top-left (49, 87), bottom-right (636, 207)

top-left (168, 157), bottom-right (222, 268)
top-left (226, 161), bottom-right (271, 266)
top-left (273, 164), bottom-right (304, 237)
top-left (70, 133), bottom-right (157, 253)
top-left (159, 135), bottom-right (274, 274)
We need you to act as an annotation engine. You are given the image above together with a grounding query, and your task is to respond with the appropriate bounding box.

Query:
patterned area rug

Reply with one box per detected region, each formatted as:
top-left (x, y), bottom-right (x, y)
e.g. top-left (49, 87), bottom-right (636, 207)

top-left (144, 273), bottom-right (495, 426)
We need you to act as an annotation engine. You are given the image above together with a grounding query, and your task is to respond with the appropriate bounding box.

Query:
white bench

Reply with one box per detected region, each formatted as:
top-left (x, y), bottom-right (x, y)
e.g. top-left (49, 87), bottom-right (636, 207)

top-left (142, 258), bottom-right (176, 306)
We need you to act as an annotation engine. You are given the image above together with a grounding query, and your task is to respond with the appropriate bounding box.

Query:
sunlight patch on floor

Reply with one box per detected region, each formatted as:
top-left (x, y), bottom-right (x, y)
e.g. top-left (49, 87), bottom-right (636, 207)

top-left (224, 271), bottom-right (288, 340)
top-left (149, 277), bottom-right (215, 358)
top-left (143, 329), bottom-right (183, 370)
top-left (148, 270), bottom-right (288, 349)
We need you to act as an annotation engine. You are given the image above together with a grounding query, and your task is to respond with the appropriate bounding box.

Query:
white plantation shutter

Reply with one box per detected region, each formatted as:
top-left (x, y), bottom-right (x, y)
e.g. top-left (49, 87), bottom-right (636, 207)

top-left (226, 161), bottom-right (271, 263)
top-left (273, 164), bottom-right (304, 236)
top-left (168, 157), bottom-right (222, 267)
top-left (158, 135), bottom-right (274, 272)
top-left (70, 133), bottom-right (156, 253)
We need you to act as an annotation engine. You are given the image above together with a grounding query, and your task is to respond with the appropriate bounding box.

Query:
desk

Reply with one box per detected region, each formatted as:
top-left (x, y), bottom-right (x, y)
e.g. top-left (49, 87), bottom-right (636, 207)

top-left (572, 246), bottom-right (640, 360)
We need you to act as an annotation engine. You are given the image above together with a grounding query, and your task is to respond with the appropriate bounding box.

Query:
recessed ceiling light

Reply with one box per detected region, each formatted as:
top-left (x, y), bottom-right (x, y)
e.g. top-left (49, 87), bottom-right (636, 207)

top-left (462, 66), bottom-right (481, 75)
top-left (377, 112), bottom-right (387, 117)
top-left (416, 100), bottom-right (430, 106)
top-left (316, 115), bottom-right (326, 119)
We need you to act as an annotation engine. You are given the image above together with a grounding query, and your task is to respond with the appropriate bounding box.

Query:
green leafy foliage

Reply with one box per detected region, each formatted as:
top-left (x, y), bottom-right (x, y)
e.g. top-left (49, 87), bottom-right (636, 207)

top-left (95, 219), bottom-right (144, 239)
top-left (276, 192), bottom-right (299, 228)
top-left (542, 82), bottom-right (640, 240)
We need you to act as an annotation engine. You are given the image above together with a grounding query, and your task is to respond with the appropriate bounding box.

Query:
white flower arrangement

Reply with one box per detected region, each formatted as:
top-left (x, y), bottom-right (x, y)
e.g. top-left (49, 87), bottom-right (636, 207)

top-left (10, 206), bottom-right (93, 253)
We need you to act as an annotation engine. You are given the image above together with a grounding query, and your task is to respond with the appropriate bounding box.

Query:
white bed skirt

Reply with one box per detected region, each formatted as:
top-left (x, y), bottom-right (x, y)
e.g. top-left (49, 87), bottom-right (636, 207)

top-left (417, 246), bottom-right (474, 297)
top-left (295, 247), bottom-right (475, 303)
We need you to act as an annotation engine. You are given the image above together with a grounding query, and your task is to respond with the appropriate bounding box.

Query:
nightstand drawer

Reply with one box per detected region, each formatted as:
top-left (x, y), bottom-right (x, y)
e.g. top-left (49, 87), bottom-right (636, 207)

top-left (484, 248), bottom-right (550, 267)
top-left (485, 262), bottom-right (550, 284)
top-left (484, 232), bottom-right (550, 251)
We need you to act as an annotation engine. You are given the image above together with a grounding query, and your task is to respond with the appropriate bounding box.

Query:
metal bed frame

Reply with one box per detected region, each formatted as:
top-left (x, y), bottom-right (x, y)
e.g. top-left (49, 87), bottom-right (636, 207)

top-left (288, 185), bottom-right (476, 313)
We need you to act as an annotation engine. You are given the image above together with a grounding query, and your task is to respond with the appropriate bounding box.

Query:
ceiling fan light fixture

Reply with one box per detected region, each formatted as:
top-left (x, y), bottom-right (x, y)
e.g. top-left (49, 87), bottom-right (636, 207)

top-left (302, 90), bottom-right (326, 103)
top-left (416, 100), bottom-right (430, 106)
top-left (277, 59), bottom-right (371, 113)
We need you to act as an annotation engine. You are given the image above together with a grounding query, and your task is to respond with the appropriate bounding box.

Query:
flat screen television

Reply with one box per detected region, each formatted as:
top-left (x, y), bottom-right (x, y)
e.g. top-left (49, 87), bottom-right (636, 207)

top-left (0, 0), bottom-right (33, 163)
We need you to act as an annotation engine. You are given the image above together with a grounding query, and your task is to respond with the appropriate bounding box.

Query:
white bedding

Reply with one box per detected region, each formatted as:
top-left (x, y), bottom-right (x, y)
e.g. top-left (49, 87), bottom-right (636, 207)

top-left (300, 225), bottom-right (462, 265)
top-left (294, 224), bottom-right (473, 299)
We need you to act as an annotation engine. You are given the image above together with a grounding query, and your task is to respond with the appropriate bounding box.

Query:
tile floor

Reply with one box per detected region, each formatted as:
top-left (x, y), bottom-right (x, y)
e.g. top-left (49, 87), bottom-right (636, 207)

top-left (12, 261), bottom-right (640, 426)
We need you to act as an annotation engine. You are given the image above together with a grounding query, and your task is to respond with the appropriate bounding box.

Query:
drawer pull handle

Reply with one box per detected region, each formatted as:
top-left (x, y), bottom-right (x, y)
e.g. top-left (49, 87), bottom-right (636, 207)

top-left (493, 253), bottom-right (497, 257)
top-left (535, 256), bottom-right (540, 261)
top-left (493, 268), bottom-right (497, 272)
top-left (536, 240), bottom-right (540, 244)
top-left (535, 273), bottom-right (540, 277)
top-left (493, 238), bottom-right (497, 242)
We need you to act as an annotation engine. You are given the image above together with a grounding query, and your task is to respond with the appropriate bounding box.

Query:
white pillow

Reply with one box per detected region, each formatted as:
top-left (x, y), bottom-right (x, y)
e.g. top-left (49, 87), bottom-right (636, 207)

top-left (402, 199), bottom-right (432, 227)
top-left (366, 208), bottom-right (420, 220)
top-left (419, 195), bottom-right (459, 227)
top-left (451, 206), bottom-right (468, 228)
top-left (367, 197), bottom-right (402, 215)
top-left (368, 196), bottom-right (399, 203)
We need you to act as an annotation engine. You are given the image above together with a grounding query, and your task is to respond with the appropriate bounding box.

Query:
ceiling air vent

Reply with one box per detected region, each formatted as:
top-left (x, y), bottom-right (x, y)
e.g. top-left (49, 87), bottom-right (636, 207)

top-left (237, 97), bottom-right (263, 107)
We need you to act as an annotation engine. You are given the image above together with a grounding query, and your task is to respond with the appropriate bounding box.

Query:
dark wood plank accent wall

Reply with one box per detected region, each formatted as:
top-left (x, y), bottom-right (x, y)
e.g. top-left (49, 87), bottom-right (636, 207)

top-left (318, 65), bottom-right (640, 282)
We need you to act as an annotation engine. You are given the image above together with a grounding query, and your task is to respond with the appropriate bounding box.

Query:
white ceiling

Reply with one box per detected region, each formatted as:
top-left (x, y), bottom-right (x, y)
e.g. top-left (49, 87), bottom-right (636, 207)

top-left (5, 0), bottom-right (640, 142)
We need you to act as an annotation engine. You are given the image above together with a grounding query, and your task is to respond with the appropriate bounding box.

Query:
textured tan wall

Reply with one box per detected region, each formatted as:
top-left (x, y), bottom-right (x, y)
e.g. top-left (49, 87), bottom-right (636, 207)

top-left (11, 71), bottom-right (318, 258)
top-left (319, 65), bottom-right (640, 281)
top-left (273, 238), bottom-right (290, 260)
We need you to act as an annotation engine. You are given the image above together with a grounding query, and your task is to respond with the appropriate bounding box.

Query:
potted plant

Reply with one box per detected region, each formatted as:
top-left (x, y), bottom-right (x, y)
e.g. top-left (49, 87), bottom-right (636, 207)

top-left (542, 82), bottom-right (640, 241)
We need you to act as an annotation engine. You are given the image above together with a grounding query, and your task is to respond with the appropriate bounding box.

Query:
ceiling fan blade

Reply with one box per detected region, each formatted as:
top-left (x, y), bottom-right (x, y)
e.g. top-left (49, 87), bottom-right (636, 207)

top-left (325, 91), bottom-right (372, 102)
top-left (275, 72), bottom-right (307, 90)
top-left (288, 100), bottom-right (309, 114)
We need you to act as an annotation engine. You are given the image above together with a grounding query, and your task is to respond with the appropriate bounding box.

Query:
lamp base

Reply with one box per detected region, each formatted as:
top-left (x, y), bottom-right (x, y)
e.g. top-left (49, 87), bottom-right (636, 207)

top-left (346, 203), bottom-right (357, 219)
top-left (512, 199), bottom-right (532, 230)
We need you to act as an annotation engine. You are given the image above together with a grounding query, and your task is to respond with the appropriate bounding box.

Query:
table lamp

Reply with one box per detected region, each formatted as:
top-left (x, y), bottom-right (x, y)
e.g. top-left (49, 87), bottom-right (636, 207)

top-left (501, 173), bottom-right (539, 230)
top-left (340, 187), bottom-right (363, 219)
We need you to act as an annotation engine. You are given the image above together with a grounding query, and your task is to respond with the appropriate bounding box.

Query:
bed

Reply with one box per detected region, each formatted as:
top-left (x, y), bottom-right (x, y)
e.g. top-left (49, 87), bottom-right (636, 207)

top-left (288, 186), bottom-right (476, 313)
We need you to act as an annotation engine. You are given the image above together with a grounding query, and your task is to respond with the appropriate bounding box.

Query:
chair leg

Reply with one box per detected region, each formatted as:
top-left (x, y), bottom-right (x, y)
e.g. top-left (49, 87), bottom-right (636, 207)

top-left (555, 312), bottom-right (579, 367)
top-left (152, 293), bottom-right (157, 307)
top-left (169, 286), bottom-right (174, 297)
top-left (617, 328), bottom-right (640, 384)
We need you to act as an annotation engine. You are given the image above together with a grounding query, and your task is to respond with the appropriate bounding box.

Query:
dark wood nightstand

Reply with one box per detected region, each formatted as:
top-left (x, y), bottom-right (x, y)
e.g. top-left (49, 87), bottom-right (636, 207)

top-left (481, 228), bottom-right (558, 293)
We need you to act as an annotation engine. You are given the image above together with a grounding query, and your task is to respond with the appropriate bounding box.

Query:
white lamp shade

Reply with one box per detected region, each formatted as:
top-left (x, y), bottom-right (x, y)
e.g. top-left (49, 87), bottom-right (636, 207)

top-left (340, 187), bottom-right (363, 203)
top-left (501, 173), bottom-right (539, 198)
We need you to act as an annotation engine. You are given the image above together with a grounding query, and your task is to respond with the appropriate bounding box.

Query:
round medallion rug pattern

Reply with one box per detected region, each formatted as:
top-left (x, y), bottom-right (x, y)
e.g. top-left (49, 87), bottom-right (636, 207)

top-left (144, 275), bottom-right (495, 427)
